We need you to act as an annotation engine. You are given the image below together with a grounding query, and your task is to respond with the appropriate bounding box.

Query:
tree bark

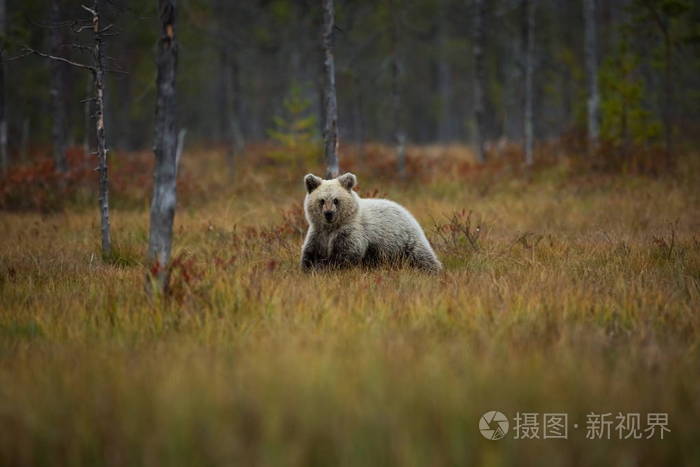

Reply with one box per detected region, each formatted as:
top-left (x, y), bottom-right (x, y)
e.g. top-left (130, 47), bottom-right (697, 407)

top-left (321, 0), bottom-right (339, 179)
top-left (0, 0), bottom-right (7, 174)
top-left (50, 0), bottom-right (68, 173)
top-left (91, 1), bottom-right (111, 257)
top-left (472, 0), bottom-right (485, 163)
top-left (148, 0), bottom-right (178, 291)
top-left (583, 0), bottom-right (600, 152)
top-left (524, 0), bottom-right (535, 166)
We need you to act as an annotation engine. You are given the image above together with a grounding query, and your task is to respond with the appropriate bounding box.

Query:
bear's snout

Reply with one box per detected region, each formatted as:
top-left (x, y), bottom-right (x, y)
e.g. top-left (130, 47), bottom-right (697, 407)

top-left (324, 211), bottom-right (335, 222)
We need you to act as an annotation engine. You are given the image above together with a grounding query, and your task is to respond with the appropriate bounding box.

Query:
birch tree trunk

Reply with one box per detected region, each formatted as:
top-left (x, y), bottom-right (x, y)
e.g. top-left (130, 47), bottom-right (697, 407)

top-left (87, 1), bottom-right (112, 257)
top-left (50, 0), bottom-right (68, 173)
top-left (583, 0), bottom-right (600, 151)
top-left (472, 0), bottom-right (485, 163)
top-left (321, 0), bottom-right (339, 179)
top-left (524, 0), bottom-right (535, 166)
top-left (147, 0), bottom-right (178, 291)
top-left (0, 0), bottom-right (7, 174)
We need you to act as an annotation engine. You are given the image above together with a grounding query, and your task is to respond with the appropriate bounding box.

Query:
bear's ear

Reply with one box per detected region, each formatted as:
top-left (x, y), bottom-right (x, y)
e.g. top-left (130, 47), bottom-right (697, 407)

top-left (337, 172), bottom-right (357, 191)
top-left (304, 174), bottom-right (322, 193)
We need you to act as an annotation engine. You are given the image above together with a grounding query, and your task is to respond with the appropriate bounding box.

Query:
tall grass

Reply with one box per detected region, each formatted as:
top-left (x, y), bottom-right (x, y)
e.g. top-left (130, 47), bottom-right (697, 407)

top-left (0, 145), bottom-right (699, 466)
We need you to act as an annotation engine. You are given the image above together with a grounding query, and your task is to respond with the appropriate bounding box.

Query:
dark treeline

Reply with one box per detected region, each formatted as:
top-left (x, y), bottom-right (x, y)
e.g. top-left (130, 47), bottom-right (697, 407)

top-left (2, 0), bottom-right (699, 161)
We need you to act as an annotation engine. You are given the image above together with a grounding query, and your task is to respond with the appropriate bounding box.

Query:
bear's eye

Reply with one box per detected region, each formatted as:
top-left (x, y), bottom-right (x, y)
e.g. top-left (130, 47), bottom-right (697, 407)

top-left (333, 198), bottom-right (339, 206)
top-left (318, 200), bottom-right (324, 208)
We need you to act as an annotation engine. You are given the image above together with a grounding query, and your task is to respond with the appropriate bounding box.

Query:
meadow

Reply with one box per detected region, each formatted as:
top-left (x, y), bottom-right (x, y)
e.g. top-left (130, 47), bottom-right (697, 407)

top-left (1, 145), bottom-right (699, 466)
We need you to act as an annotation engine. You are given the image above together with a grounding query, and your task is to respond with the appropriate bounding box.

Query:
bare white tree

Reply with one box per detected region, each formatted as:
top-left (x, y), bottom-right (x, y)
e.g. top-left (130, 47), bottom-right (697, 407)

top-left (20, 1), bottom-right (113, 255)
top-left (147, 0), bottom-right (179, 292)
top-left (321, 0), bottom-right (339, 179)
top-left (87, 2), bottom-right (112, 256)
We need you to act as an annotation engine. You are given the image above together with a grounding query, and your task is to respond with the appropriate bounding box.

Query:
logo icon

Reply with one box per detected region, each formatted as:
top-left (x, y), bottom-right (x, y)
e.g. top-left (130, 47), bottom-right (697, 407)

top-left (480, 411), bottom-right (509, 440)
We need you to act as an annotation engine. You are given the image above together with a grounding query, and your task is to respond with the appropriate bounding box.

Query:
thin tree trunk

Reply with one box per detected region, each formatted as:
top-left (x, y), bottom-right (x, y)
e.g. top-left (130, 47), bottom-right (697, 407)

top-left (230, 57), bottom-right (244, 154)
top-left (50, 0), bottom-right (68, 173)
top-left (662, 29), bottom-right (672, 164)
top-left (436, 0), bottom-right (451, 142)
top-left (20, 118), bottom-right (29, 163)
top-left (219, 47), bottom-right (234, 171)
top-left (220, 48), bottom-right (244, 174)
top-left (621, 95), bottom-right (628, 158)
top-left (472, 0), bottom-right (485, 163)
top-left (0, 0), bottom-right (7, 174)
top-left (148, 0), bottom-right (178, 291)
top-left (83, 73), bottom-right (94, 158)
top-left (641, 1), bottom-right (672, 164)
top-left (390, 0), bottom-right (406, 177)
top-left (175, 127), bottom-right (186, 176)
top-left (391, 54), bottom-right (405, 177)
top-left (505, 38), bottom-right (522, 142)
top-left (524, 0), bottom-right (535, 166)
top-left (583, 0), bottom-right (600, 152)
top-left (321, 0), bottom-right (339, 179)
top-left (91, 1), bottom-right (111, 257)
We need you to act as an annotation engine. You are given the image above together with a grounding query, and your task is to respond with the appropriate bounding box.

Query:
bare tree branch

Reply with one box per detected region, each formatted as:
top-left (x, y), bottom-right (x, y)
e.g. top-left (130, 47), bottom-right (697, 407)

top-left (81, 4), bottom-right (97, 16)
top-left (19, 46), bottom-right (96, 72)
top-left (72, 23), bottom-right (94, 34)
top-left (9, 46), bottom-right (127, 75)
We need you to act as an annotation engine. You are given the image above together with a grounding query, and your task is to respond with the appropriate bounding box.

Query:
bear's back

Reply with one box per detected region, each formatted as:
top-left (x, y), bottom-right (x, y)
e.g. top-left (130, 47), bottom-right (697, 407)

top-left (357, 198), bottom-right (431, 257)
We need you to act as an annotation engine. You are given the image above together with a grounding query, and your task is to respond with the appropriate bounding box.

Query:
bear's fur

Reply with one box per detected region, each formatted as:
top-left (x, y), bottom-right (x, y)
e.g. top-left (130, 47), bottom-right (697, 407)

top-left (300, 172), bottom-right (442, 273)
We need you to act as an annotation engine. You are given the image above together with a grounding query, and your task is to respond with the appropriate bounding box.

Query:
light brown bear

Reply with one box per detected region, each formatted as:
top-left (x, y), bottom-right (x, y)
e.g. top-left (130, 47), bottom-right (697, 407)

top-left (301, 173), bottom-right (442, 272)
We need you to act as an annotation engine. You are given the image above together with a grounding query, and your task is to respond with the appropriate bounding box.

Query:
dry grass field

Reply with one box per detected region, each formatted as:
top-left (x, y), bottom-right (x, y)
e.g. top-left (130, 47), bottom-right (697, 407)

top-left (1, 145), bottom-right (699, 466)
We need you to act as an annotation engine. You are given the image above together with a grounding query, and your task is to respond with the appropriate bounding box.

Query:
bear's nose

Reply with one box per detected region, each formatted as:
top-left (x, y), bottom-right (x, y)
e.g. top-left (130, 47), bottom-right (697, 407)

top-left (324, 211), bottom-right (334, 222)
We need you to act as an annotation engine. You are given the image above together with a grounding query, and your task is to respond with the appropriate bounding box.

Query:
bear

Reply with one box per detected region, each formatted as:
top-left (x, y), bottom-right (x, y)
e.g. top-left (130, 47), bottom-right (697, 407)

top-left (300, 172), bottom-right (443, 273)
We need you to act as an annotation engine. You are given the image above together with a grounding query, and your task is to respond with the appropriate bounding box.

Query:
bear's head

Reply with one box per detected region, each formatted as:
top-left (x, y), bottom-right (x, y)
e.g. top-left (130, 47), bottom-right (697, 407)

top-left (303, 172), bottom-right (359, 229)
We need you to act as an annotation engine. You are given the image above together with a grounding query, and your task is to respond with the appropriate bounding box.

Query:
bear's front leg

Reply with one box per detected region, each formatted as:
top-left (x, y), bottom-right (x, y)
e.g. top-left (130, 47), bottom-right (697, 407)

top-left (301, 248), bottom-right (316, 272)
top-left (328, 229), bottom-right (364, 269)
top-left (301, 230), bottom-right (324, 272)
top-left (301, 243), bottom-right (321, 272)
